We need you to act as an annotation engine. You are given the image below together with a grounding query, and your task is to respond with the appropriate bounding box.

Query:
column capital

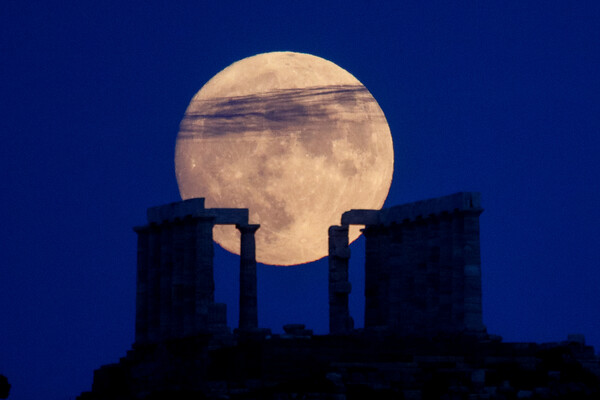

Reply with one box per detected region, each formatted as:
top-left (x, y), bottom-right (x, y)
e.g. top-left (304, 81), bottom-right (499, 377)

top-left (236, 224), bottom-right (260, 234)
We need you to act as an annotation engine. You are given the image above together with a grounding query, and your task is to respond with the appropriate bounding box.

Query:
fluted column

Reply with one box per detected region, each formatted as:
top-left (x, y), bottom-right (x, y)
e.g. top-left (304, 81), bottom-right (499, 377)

top-left (450, 212), bottom-right (465, 329)
top-left (133, 226), bottom-right (149, 344)
top-left (462, 209), bottom-right (485, 333)
top-left (182, 217), bottom-right (196, 336)
top-left (438, 212), bottom-right (453, 330)
top-left (364, 225), bottom-right (388, 329)
top-left (237, 224), bottom-right (260, 331)
top-left (412, 217), bottom-right (428, 333)
top-left (328, 225), bottom-right (353, 334)
top-left (146, 224), bottom-right (161, 343)
top-left (159, 223), bottom-right (173, 340)
top-left (194, 217), bottom-right (215, 332)
top-left (171, 219), bottom-right (185, 338)
top-left (397, 220), bottom-right (417, 335)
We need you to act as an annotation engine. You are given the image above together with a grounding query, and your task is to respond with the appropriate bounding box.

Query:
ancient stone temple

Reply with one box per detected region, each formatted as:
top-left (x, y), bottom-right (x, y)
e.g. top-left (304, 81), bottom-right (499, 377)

top-left (329, 192), bottom-right (486, 337)
top-left (78, 194), bottom-right (600, 400)
top-left (132, 198), bottom-right (260, 344)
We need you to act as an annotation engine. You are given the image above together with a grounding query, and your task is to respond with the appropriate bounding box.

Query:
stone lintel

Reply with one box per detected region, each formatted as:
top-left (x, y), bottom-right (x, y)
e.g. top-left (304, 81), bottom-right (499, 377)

top-left (379, 192), bottom-right (482, 225)
top-left (341, 209), bottom-right (380, 226)
top-left (212, 209), bottom-right (249, 225)
top-left (145, 198), bottom-right (249, 225)
top-left (147, 198), bottom-right (205, 223)
top-left (341, 193), bottom-right (482, 228)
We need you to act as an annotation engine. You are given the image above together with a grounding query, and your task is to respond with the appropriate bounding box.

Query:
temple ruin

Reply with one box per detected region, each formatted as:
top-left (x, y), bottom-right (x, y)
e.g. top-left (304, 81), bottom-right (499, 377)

top-left (78, 193), bottom-right (600, 400)
top-left (132, 198), bottom-right (261, 344)
top-left (133, 192), bottom-right (487, 344)
top-left (329, 192), bottom-right (486, 337)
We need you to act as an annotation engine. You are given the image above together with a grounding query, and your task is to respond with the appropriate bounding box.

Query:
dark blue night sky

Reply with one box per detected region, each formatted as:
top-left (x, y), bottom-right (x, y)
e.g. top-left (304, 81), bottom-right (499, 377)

top-left (1, 2), bottom-right (599, 399)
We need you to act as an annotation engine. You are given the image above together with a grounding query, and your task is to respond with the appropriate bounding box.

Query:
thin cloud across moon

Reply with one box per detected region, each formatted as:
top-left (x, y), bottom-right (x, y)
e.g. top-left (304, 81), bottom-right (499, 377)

top-left (175, 52), bottom-right (393, 266)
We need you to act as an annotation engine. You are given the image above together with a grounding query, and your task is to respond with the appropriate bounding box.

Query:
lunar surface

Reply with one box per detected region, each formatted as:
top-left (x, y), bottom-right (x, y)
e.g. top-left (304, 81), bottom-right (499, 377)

top-left (175, 52), bottom-right (393, 266)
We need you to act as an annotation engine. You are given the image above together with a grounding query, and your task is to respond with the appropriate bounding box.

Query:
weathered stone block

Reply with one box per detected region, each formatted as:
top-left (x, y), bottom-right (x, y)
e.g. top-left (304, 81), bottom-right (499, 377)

top-left (147, 198), bottom-right (205, 224)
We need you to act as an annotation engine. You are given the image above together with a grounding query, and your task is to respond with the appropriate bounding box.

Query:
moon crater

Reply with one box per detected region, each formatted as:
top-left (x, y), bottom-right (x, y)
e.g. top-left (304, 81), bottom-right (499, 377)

top-left (175, 52), bottom-right (394, 266)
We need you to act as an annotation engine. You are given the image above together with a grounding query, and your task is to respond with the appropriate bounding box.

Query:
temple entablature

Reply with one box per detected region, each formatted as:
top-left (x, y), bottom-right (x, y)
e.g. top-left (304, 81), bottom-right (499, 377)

top-left (146, 198), bottom-right (249, 225)
top-left (341, 192), bottom-right (482, 227)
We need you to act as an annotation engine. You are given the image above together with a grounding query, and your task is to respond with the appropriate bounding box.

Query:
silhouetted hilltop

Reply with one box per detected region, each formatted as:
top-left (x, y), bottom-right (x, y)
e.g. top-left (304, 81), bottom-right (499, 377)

top-left (0, 374), bottom-right (10, 399)
top-left (78, 194), bottom-right (600, 399)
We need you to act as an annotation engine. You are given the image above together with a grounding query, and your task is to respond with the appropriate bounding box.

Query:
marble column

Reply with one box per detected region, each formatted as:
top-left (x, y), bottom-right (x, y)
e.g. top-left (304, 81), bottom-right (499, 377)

top-left (194, 217), bottom-right (215, 333)
top-left (438, 212), bottom-right (453, 330)
top-left (462, 209), bottom-right (485, 333)
top-left (364, 225), bottom-right (388, 329)
top-left (397, 220), bottom-right (417, 335)
top-left (171, 219), bottom-right (185, 338)
top-left (450, 212), bottom-right (465, 329)
top-left (159, 223), bottom-right (173, 340)
top-left (328, 225), bottom-right (353, 334)
top-left (133, 226), bottom-right (149, 344)
top-left (425, 216), bottom-right (441, 333)
top-left (182, 217), bottom-right (196, 336)
top-left (146, 224), bottom-right (161, 343)
top-left (237, 224), bottom-right (260, 331)
top-left (412, 217), bottom-right (428, 333)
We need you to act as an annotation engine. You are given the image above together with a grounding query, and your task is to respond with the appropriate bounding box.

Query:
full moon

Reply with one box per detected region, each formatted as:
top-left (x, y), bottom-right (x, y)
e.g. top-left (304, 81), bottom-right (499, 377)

top-left (175, 52), bottom-right (393, 266)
